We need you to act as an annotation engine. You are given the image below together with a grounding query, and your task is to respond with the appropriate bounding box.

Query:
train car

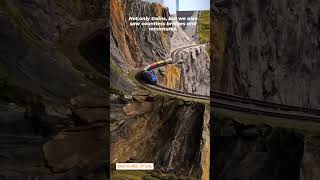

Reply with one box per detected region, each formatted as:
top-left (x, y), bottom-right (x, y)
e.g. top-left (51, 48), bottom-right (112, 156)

top-left (141, 59), bottom-right (174, 85)
top-left (142, 70), bottom-right (157, 85)
top-left (143, 60), bottom-right (169, 71)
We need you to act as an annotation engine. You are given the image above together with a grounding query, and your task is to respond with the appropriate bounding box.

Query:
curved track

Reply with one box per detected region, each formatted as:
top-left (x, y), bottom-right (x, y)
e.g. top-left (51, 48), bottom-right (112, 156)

top-left (136, 44), bottom-right (209, 101)
top-left (135, 44), bottom-right (320, 121)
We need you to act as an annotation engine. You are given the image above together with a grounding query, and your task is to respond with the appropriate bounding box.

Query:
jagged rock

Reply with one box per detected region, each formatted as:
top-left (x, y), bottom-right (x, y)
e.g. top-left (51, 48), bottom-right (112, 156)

top-left (211, 118), bottom-right (304, 180)
top-left (110, 94), bottom-right (120, 102)
top-left (12, 0), bottom-right (107, 42)
top-left (200, 105), bottom-right (210, 180)
top-left (109, 0), bottom-right (209, 178)
top-left (240, 126), bottom-right (260, 138)
top-left (123, 95), bottom-right (133, 101)
top-left (220, 125), bottom-right (236, 137)
top-left (176, 11), bottom-right (199, 40)
top-left (46, 105), bottom-right (72, 119)
top-left (179, 46), bottom-right (210, 96)
top-left (132, 91), bottom-right (150, 96)
top-left (72, 108), bottom-right (107, 124)
top-left (70, 95), bottom-right (107, 124)
top-left (163, 19), bottom-right (210, 95)
top-left (185, 101), bottom-right (193, 105)
top-left (0, 0), bottom-right (108, 179)
top-left (112, 96), bottom-right (205, 177)
top-left (158, 67), bottom-right (166, 75)
top-left (43, 125), bottom-right (107, 173)
top-left (0, 1), bottom-right (107, 103)
top-left (300, 137), bottom-right (320, 180)
top-left (162, 64), bottom-right (181, 90)
top-left (133, 95), bottom-right (148, 101)
top-left (123, 102), bottom-right (152, 116)
top-left (0, 103), bottom-right (83, 179)
top-left (132, 91), bottom-right (150, 102)
top-left (178, 100), bottom-right (185, 106)
top-left (212, 0), bottom-right (320, 108)
top-left (0, 134), bottom-right (51, 179)
top-left (70, 95), bottom-right (107, 108)
top-left (110, 0), bottom-right (170, 75)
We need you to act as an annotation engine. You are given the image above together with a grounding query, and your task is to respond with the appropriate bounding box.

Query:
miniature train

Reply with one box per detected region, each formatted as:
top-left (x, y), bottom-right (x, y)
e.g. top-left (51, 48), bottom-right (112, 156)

top-left (142, 59), bottom-right (172, 85)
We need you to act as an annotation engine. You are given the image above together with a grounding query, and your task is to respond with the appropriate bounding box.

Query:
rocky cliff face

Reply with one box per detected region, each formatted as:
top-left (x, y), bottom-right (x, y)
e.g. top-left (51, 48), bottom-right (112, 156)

top-left (160, 46), bottom-right (210, 96)
top-left (300, 137), bottom-right (320, 180)
top-left (212, 0), bottom-right (320, 108)
top-left (111, 92), bottom-right (207, 178)
top-left (110, 0), bottom-right (210, 96)
top-left (110, 0), bottom-right (171, 93)
top-left (177, 46), bottom-right (210, 95)
top-left (211, 114), bottom-right (320, 180)
top-left (0, 0), bottom-right (108, 101)
top-left (0, 0), bottom-right (108, 179)
top-left (211, 117), bottom-right (304, 180)
top-left (176, 11), bottom-right (199, 40)
top-left (11, 0), bottom-right (106, 42)
top-left (110, 1), bottom-right (210, 178)
top-left (110, 0), bottom-right (170, 72)
top-left (157, 23), bottom-right (210, 95)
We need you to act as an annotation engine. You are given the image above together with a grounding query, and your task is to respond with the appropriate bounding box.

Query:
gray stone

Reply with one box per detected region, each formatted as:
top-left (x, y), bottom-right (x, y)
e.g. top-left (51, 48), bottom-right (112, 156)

top-left (212, 0), bottom-right (320, 109)
top-left (72, 108), bottom-right (107, 124)
top-left (123, 102), bottom-right (152, 116)
top-left (70, 95), bottom-right (107, 108)
top-left (43, 125), bottom-right (106, 173)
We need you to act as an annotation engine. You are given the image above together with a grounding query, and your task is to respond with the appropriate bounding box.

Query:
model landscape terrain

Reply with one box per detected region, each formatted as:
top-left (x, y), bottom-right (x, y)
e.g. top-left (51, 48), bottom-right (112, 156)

top-left (211, 0), bottom-right (320, 180)
top-left (110, 0), bottom-right (210, 179)
top-left (1, 0), bottom-right (320, 179)
top-left (0, 0), bottom-right (108, 179)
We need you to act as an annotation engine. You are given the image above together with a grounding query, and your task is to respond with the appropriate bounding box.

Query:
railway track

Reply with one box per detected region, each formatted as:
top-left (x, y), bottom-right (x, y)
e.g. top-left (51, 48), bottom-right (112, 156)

top-left (212, 90), bottom-right (320, 116)
top-left (135, 44), bottom-right (320, 122)
top-left (135, 71), bottom-right (209, 101)
top-left (136, 44), bottom-right (210, 101)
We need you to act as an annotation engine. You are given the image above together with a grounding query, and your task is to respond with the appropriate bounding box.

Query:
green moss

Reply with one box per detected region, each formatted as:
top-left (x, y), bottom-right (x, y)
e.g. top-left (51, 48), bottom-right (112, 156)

top-left (198, 11), bottom-right (210, 55)
top-left (198, 11), bottom-right (210, 44)
top-left (110, 59), bottom-right (124, 75)
top-left (0, 0), bottom-right (42, 47)
top-left (112, 170), bottom-right (146, 180)
top-left (110, 59), bottom-right (135, 95)
top-left (110, 86), bottom-right (125, 95)
top-left (111, 170), bottom-right (198, 180)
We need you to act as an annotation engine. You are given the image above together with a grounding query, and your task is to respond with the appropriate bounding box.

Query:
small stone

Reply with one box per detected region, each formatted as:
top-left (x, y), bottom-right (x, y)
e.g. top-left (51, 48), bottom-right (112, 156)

top-left (132, 91), bottom-right (150, 96)
top-left (178, 100), bottom-right (184, 106)
top-left (70, 95), bottom-right (107, 108)
top-left (123, 102), bottom-right (152, 116)
top-left (43, 126), bottom-right (106, 173)
top-left (72, 108), bottom-right (107, 124)
top-left (124, 95), bottom-right (132, 101)
top-left (185, 101), bottom-right (193, 105)
top-left (110, 94), bottom-right (120, 101)
top-left (158, 67), bottom-right (166, 75)
top-left (133, 95), bottom-right (148, 101)
top-left (8, 102), bottom-right (15, 106)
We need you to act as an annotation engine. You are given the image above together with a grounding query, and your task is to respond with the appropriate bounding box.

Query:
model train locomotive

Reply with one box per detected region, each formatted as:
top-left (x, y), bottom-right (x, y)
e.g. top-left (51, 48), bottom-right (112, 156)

top-left (142, 71), bottom-right (157, 85)
top-left (142, 59), bottom-right (172, 85)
